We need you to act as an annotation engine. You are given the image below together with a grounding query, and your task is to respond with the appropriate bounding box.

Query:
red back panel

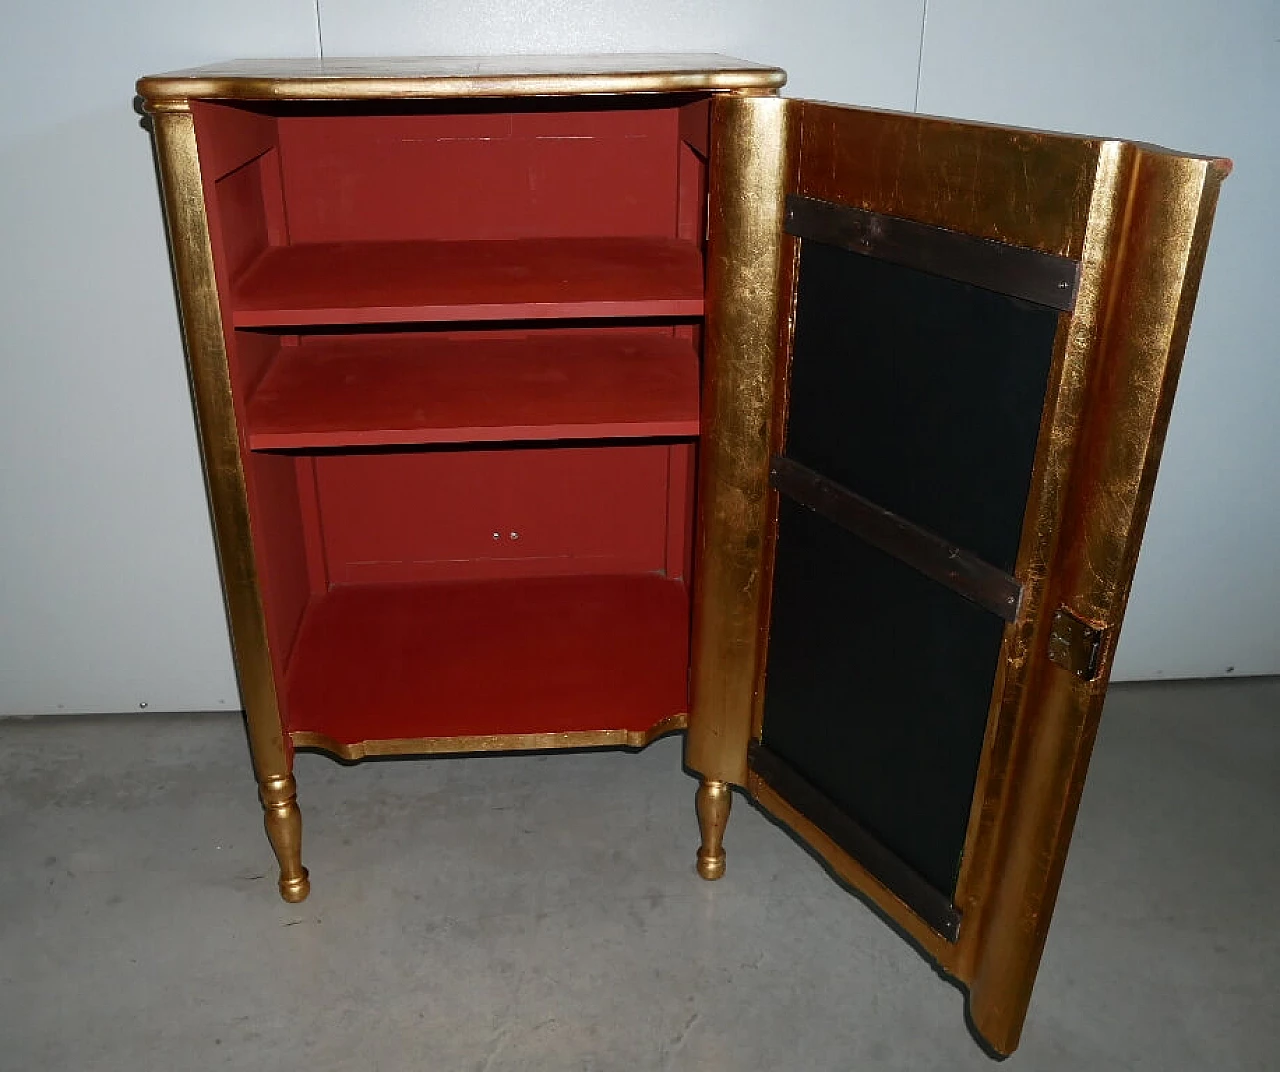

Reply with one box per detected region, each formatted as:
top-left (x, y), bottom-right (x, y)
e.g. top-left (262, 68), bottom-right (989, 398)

top-left (315, 445), bottom-right (674, 584)
top-left (276, 105), bottom-right (681, 242)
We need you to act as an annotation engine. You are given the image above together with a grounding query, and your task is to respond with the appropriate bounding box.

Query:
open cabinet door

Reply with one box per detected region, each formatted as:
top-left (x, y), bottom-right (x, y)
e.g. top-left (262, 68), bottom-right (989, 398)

top-left (689, 96), bottom-right (1228, 1056)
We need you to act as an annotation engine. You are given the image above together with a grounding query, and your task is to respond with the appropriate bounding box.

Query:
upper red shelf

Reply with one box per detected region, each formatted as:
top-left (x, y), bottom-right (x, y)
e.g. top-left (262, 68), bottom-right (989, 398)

top-left (245, 332), bottom-right (701, 450)
top-left (231, 237), bottom-right (705, 327)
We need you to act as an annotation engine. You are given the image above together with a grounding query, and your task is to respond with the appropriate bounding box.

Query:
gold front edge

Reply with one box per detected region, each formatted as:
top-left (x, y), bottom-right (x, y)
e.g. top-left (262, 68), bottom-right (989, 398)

top-left (686, 95), bottom-right (793, 786)
top-left (951, 141), bottom-right (1137, 965)
top-left (148, 106), bottom-right (288, 778)
top-left (966, 146), bottom-right (1229, 1055)
top-left (292, 714), bottom-right (687, 761)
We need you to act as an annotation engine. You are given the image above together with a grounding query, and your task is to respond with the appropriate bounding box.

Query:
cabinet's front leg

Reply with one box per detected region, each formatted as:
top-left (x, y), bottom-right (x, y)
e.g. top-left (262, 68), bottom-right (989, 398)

top-left (259, 773), bottom-right (310, 903)
top-left (695, 779), bottom-right (732, 880)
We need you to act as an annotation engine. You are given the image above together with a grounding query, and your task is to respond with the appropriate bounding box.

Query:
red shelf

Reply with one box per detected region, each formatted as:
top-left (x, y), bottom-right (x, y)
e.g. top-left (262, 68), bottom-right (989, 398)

top-left (246, 333), bottom-right (700, 450)
top-left (232, 237), bottom-right (705, 327)
top-left (284, 574), bottom-right (690, 744)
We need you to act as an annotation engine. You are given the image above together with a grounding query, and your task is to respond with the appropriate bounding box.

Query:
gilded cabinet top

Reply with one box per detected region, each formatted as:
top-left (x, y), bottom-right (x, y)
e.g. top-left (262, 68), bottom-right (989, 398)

top-left (137, 54), bottom-right (787, 106)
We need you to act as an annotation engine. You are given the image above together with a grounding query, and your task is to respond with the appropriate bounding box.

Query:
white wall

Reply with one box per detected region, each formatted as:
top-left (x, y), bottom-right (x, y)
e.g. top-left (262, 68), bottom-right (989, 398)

top-left (0, 1), bottom-right (1273, 715)
top-left (0, 2), bottom-right (319, 715)
top-left (915, 0), bottom-right (1280, 678)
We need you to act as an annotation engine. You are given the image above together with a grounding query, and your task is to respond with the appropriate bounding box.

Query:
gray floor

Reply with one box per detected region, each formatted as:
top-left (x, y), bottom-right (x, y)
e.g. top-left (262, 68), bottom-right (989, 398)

top-left (1, 678), bottom-right (1276, 1071)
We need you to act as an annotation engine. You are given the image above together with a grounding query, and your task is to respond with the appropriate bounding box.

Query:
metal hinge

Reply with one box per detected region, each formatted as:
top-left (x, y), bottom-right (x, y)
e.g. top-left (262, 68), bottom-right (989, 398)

top-left (1047, 607), bottom-right (1108, 681)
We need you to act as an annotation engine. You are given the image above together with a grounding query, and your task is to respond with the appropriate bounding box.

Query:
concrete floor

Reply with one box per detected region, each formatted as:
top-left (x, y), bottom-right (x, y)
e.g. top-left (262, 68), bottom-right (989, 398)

top-left (0, 678), bottom-right (1276, 1070)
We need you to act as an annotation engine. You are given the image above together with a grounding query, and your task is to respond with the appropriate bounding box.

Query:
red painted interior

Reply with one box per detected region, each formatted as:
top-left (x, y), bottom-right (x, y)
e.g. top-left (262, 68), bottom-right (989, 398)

top-left (285, 575), bottom-right (690, 742)
top-left (192, 102), bottom-right (276, 183)
top-left (244, 450), bottom-right (312, 670)
top-left (214, 156), bottom-right (270, 283)
top-left (312, 445), bottom-right (680, 584)
top-left (245, 331), bottom-right (700, 449)
top-left (666, 442), bottom-right (698, 582)
top-left (196, 120), bottom-right (311, 703)
top-left (293, 456), bottom-right (329, 596)
top-left (275, 107), bottom-right (682, 242)
top-left (189, 96), bottom-right (710, 744)
top-left (231, 237), bottom-right (704, 327)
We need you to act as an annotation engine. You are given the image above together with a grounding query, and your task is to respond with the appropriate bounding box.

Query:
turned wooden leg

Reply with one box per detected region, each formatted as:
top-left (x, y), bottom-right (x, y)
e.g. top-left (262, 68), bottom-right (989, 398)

top-left (259, 773), bottom-right (310, 903)
top-left (695, 779), bottom-right (732, 880)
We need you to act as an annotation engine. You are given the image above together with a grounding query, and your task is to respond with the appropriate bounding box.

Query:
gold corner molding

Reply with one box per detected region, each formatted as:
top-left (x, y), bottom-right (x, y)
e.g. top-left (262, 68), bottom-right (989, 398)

top-left (141, 97), bottom-right (191, 115)
top-left (290, 713), bottom-right (688, 761)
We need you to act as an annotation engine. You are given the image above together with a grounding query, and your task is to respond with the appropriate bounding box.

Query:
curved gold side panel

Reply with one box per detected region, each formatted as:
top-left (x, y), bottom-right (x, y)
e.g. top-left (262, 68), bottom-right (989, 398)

top-left (291, 714), bottom-right (688, 761)
top-left (147, 106), bottom-right (287, 780)
top-left (148, 105), bottom-right (304, 903)
top-left (965, 146), bottom-right (1230, 1056)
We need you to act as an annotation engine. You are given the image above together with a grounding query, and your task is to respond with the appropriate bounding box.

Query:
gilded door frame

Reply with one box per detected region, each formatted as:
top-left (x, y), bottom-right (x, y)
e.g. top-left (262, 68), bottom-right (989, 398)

top-left (688, 95), bottom-right (1228, 1055)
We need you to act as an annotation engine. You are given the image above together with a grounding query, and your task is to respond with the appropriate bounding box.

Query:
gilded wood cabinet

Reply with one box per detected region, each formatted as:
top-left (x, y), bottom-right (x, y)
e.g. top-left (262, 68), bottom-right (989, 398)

top-left (137, 55), bottom-right (1228, 1055)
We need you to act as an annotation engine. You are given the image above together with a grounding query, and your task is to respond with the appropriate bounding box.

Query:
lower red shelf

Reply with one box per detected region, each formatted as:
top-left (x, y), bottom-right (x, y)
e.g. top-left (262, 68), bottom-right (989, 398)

top-left (284, 574), bottom-right (690, 752)
top-left (246, 332), bottom-right (701, 450)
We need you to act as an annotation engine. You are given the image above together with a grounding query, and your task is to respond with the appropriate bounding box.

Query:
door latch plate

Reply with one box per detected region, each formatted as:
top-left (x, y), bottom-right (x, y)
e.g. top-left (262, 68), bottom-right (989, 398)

top-left (1047, 608), bottom-right (1107, 681)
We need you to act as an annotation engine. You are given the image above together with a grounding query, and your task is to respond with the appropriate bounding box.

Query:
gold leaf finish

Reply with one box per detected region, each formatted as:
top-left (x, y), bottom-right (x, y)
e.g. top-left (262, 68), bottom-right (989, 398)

top-left (137, 54), bottom-right (785, 106)
top-left (965, 145), bottom-right (1229, 1056)
top-left (290, 715), bottom-right (687, 761)
top-left (141, 59), bottom-right (1229, 1048)
top-left (695, 780), bottom-right (732, 881)
top-left (739, 102), bottom-right (1227, 1055)
top-left (148, 109), bottom-right (285, 773)
top-left (148, 106), bottom-right (304, 902)
top-left (796, 103), bottom-right (1103, 257)
top-left (952, 141), bottom-right (1135, 960)
top-left (260, 774), bottom-right (309, 903)
top-left (686, 95), bottom-right (793, 791)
